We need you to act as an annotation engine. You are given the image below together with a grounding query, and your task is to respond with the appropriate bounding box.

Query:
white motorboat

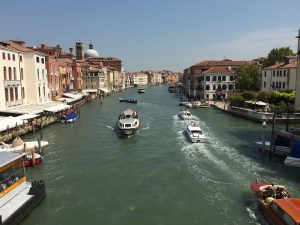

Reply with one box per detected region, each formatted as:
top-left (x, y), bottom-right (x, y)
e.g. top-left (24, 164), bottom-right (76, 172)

top-left (117, 109), bottom-right (140, 136)
top-left (178, 109), bottom-right (192, 120)
top-left (254, 141), bottom-right (290, 156)
top-left (186, 122), bottom-right (205, 143)
top-left (0, 136), bottom-right (48, 152)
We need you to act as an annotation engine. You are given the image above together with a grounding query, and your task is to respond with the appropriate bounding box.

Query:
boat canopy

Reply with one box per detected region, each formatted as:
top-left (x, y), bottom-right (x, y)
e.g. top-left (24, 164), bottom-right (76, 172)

top-left (0, 152), bottom-right (23, 168)
top-left (275, 198), bottom-right (300, 223)
top-left (65, 113), bottom-right (77, 120)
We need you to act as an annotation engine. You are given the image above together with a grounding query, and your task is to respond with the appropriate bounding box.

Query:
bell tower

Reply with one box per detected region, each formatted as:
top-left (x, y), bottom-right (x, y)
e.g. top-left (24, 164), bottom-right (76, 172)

top-left (75, 40), bottom-right (84, 60)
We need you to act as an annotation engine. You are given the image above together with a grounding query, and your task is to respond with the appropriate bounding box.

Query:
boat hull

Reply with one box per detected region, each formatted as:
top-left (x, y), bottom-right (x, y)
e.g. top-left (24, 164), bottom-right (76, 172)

top-left (1, 180), bottom-right (46, 225)
top-left (118, 127), bottom-right (139, 136)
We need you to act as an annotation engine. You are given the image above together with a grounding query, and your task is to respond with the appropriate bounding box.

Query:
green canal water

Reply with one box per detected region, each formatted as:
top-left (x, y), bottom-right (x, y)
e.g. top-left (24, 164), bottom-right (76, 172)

top-left (22, 86), bottom-right (300, 225)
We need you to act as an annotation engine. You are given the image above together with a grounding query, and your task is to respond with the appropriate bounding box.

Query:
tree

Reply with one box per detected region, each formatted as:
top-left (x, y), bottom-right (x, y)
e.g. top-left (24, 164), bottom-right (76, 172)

top-left (263, 47), bottom-right (294, 67)
top-left (235, 64), bottom-right (260, 91)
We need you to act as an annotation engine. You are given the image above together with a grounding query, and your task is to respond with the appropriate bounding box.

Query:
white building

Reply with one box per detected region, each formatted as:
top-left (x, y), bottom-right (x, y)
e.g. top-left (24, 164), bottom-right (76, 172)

top-left (261, 56), bottom-right (297, 92)
top-left (0, 41), bottom-right (50, 109)
top-left (133, 72), bottom-right (148, 86)
top-left (199, 67), bottom-right (237, 100)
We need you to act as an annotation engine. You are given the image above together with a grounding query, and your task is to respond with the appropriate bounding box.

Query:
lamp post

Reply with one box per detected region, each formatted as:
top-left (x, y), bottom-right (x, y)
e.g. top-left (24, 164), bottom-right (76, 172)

top-left (262, 121), bottom-right (267, 153)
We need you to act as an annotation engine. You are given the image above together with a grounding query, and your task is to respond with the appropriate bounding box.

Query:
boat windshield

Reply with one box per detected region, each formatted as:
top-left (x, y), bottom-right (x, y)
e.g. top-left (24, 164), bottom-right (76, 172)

top-left (192, 130), bottom-right (203, 135)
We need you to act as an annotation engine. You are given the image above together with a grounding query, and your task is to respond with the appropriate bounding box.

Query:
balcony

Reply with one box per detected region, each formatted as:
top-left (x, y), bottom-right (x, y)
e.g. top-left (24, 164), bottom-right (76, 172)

top-left (4, 80), bottom-right (21, 87)
top-left (6, 100), bottom-right (22, 107)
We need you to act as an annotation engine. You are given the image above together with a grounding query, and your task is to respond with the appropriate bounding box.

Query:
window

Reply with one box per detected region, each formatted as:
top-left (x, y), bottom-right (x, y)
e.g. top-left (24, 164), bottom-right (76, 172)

top-left (264, 71), bottom-right (266, 77)
top-left (38, 87), bottom-right (41, 97)
top-left (20, 68), bottom-right (23, 80)
top-left (37, 69), bottom-right (39, 79)
top-left (36, 57), bottom-right (39, 63)
top-left (3, 67), bottom-right (7, 80)
top-left (5, 88), bottom-right (8, 102)
top-left (43, 86), bottom-right (45, 96)
top-left (213, 85), bottom-right (216, 90)
top-left (8, 53), bottom-right (10, 60)
top-left (15, 87), bottom-right (18, 100)
top-left (42, 69), bottom-right (44, 80)
top-left (41, 58), bottom-right (44, 64)
top-left (218, 76), bottom-right (221, 81)
top-left (10, 89), bottom-right (14, 101)
top-left (22, 87), bottom-right (25, 99)
top-left (280, 70), bottom-right (282, 77)
top-left (206, 76), bottom-right (210, 81)
top-left (277, 71), bottom-right (279, 77)
top-left (12, 54), bottom-right (15, 61)
top-left (273, 71), bottom-right (275, 77)
top-left (206, 94), bottom-right (209, 99)
top-left (2, 52), bottom-right (5, 59)
top-left (212, 76), bottom-right (217, 81)
top-left (8, 67), bottom-right (12, 80)
top-left (13, 67), bottom-right (16, 80)
top-left (205, 85), bottom-right (210, 90)
top-left (230, 76), bottom-right (234, 81)
top-left (264, 81), bottom-right (266, 88)
top-left (283, 82), bottom-right (285, 89)
top-left (229, 84), bottom-right (234, 90)
top-left (283, 70), bottom-right (286, 76)
top-left (222, 85), bottom-right (227, 90)
top-left (19, 55), bottom-right (22, 62)
top-left (222, 76), bottom-right (226, 81)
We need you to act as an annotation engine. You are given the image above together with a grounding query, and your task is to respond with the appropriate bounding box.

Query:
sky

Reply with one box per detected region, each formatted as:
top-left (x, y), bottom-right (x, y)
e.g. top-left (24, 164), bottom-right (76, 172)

top-left (1, 0), bottom-right (300, 72)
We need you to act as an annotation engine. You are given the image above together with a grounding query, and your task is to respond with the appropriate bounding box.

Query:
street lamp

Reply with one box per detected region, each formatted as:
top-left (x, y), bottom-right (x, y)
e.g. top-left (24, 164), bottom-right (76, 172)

top-left (262, 121), bottom-right (267, 153)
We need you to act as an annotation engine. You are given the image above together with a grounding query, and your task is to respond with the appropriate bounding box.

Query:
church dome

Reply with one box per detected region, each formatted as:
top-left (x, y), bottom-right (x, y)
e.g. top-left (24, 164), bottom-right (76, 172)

top-left (84, 40), bottom-right (99, 58)
top-left (84, 49), bottom-right (99, 58)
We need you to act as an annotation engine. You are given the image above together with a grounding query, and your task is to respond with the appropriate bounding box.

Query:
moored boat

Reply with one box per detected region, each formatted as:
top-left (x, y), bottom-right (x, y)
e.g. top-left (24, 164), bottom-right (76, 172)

top-left (61, 112), bottom-right (77, 123)
top-left (178, 109), bottom-right (192, 120)
top-left (186, 121), bottom-right (205, 143)
top-left (117, 109), bottom-right (140, 136)
top-left (118, 98), bottom-right (137, 104)
top-left (0, 152), bottom-right (46, 225)
top-left (254, 141), bottom-right (291, 156)
top-left (138, 88), bottom-right (146, 93)
top-left (250, 179), bottom-right (300, 225)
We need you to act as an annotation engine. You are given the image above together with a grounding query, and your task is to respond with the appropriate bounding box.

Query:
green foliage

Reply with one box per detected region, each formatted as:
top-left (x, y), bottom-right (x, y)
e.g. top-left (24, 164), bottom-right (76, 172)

top-left (268, 90), bottom-right (295, 104)
top-left (235, 64), bottom-right (260, 91)
top-left (241, 91), bottom-right (257, 100)
top-left (228, 95), bottom-right (245, 107)
top-left (257, 91), bottom-right (269, 102)
top-left (263, 47), bottom-right (294, 67)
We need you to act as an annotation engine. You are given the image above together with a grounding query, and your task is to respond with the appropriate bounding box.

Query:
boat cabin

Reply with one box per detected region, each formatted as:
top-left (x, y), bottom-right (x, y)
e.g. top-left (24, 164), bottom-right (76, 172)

top-left (0, 152), bottom-right (25, 207)
top-left (269, 198), bottom-right (300, 225)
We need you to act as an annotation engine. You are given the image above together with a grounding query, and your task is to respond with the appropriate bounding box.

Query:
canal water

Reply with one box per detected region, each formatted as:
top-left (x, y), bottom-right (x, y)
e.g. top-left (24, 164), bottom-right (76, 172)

top-left (23, 86), bottom-right (300, 225)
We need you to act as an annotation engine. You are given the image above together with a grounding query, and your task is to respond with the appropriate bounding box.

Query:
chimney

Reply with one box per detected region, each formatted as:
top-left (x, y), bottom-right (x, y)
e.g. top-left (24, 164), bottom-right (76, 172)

top-left (41, 44), bottom-right (45, 49)
top-left (56, 44), bottom-right (60, 49)
top-left (69, 48), bottom-right (73, 54)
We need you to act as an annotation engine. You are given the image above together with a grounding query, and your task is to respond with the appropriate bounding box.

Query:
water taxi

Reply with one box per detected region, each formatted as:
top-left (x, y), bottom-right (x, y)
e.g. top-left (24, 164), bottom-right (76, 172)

top-left (117, 109), bottom-right (140, 136)
top-left (251, 179), bottom-right (300, 225)
top-left (0, 151), bottom-right (46, 225)
top-left (178, 109), bottom-right (192, 120)
top-left (186, 122), bottom-right (205, 143)
top-left (138, 88), bottom-right (146, 93)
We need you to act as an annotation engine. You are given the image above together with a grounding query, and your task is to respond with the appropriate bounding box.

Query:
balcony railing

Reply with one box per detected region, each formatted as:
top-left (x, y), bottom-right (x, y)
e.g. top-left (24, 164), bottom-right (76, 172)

top-left (6, 100), bottom-right (22, 107)
top-left (4, 80), bottom-right (21, 86)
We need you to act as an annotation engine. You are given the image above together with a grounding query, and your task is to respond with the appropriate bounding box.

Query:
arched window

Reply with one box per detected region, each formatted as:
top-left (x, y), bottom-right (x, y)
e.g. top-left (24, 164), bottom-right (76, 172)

top-left (10, 88), bottom-right (14, 101)
top-left (15, 87), bottom-right (18, 100)
top-left (3, 67), bottom-right (7, 80)
top-left (8, 67), bottom-right (12, 80)
top-left (5, 88), bottom-right (8, 102)
top-left (13, 67), bottom-right (16, 80)
top-left (20, 68), bottom-right (23, 80)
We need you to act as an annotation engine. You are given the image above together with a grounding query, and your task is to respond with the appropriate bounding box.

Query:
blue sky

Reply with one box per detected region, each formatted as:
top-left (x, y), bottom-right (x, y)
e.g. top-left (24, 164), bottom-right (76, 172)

top-left (1, 0), bottom-right (300, 72)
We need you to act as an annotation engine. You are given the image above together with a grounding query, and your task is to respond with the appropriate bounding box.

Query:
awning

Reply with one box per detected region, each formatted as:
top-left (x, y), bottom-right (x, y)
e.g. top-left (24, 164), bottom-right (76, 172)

top-left (17, 114), bottom-right (39, 120)
top-left (62, 93), bottom-right (83, 100)
top-left (0, 116), bottom-right (25, 132)
top-left (57, 98), bottom-right (78, 103)
top-left (245, 100), bottom-right (267, 106)
top-left (44, 104), bottom-right (71, 113)
top-left (82, 89), bottom-right (98, 93)
top-left (99, 88), bottom-right (110, 93)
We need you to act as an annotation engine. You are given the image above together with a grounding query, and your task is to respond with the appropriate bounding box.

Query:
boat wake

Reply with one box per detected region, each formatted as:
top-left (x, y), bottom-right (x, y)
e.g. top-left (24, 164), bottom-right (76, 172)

top-left (141, 126), bottom-right (150, 130)
top-left (106, 125), bottom-right (115, 131)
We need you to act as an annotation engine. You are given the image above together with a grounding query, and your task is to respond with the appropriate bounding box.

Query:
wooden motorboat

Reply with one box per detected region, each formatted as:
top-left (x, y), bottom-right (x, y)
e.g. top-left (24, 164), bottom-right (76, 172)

top-left (250, 179), bottom-right (300, 225)
top-left (138, 88), bottom-right (145, 93)
top-left (118, 98), bottom-right (137, 104)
